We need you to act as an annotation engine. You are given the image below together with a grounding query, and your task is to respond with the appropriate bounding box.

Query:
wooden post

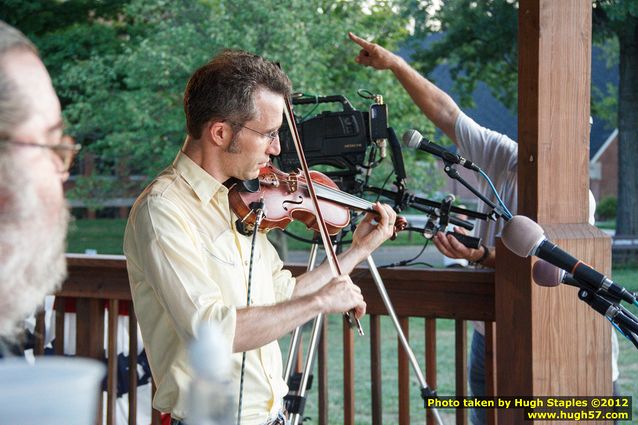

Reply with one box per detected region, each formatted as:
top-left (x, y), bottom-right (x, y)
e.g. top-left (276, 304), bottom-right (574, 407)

top-left (496, 1), bottom-right (612, 423)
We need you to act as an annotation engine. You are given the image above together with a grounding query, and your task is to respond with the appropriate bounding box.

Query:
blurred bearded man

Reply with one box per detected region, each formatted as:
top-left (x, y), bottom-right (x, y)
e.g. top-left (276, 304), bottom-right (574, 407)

top-left (0, 21), bottom-right (79, 345)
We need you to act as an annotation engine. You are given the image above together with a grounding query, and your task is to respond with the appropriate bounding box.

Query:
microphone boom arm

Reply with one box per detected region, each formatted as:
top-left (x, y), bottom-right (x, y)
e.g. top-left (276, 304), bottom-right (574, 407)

top-left (578, 288), bottom-right (638, 350)
top-left (364, 186), bottom-right (484, 231)
top-left (442, 162), bottom-right (507, 221)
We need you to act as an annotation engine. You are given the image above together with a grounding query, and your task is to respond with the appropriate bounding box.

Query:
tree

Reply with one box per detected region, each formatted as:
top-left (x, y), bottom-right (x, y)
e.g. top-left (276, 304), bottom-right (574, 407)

top-left (2, 0), bottom-right (444, 208)
top-left (594, 0), bottom-right (638, 236)
top-left (407, 0), bottom-right (636, 236)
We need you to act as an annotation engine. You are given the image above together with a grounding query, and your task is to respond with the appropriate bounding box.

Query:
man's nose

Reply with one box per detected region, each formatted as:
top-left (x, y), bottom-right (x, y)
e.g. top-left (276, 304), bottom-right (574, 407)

top-left (267, 135), bottom-right (281, 156)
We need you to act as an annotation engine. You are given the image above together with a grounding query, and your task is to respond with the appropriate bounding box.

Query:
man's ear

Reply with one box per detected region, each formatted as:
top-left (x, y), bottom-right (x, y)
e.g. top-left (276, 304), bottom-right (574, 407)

top-left (207, 121), bottom-right (231, 147)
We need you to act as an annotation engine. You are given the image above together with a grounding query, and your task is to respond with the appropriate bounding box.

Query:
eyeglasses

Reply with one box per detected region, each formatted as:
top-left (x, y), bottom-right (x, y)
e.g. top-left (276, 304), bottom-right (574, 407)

top-left (233, 122), bottom-right (279, 144)
top-left (0, 135), bottom-right (81, 173)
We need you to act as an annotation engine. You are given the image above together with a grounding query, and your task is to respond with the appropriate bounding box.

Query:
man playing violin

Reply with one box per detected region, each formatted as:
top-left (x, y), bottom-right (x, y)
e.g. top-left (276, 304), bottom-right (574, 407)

top-left (123, 49), bottom-right (397, 425)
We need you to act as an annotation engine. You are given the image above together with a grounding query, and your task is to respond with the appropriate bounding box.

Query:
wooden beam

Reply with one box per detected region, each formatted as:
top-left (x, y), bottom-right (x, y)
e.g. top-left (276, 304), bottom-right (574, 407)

top-left (497, 1), bottom-right (612, 423)
top-left (518, 0), bottom-right (592, 221)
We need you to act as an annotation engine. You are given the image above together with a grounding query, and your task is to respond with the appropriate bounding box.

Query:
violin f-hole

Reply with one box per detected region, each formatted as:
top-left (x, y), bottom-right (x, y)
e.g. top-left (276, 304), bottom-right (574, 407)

top-left (282, 195), bottom-right (304, 211)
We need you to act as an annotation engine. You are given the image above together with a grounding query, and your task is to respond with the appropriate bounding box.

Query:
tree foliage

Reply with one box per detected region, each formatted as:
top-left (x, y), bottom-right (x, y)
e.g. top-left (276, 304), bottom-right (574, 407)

top-left (408, 0), bottom-right (518, 110)
top-left (1, 0), bottom-right (444, 205)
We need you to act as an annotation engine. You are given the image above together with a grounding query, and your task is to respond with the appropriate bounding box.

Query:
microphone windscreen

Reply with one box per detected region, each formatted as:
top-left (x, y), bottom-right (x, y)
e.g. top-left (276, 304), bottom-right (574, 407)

top-left (501, 215), bottom-right (545, 257)
top-left (402, 129), bottom-right (422, 149)
top-left (532, 260), bottom-right (563, 287)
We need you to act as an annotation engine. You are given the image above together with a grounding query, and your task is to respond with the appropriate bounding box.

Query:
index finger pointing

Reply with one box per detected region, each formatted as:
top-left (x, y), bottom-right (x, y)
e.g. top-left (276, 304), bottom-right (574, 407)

top-left (348, 32), bottom-right (374, 50)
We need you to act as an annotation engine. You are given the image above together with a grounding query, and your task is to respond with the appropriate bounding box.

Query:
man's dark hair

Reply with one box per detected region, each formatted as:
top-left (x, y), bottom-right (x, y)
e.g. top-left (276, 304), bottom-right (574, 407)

top-left (184, 49), bottom-right (292, 139)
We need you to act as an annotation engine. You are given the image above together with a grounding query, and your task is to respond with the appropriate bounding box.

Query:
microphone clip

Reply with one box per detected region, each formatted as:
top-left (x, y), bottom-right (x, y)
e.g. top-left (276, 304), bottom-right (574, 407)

top-left (235, 199), bottom-right (266, 237)
top-left (421, 194), bottom-right (455, 238)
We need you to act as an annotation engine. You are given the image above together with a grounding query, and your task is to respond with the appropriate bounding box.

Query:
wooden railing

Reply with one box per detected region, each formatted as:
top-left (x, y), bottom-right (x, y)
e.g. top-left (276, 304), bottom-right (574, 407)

top-left (35, 255), bottom-right (497, 425)
top-left (34, 255), bottom-right (162, 425)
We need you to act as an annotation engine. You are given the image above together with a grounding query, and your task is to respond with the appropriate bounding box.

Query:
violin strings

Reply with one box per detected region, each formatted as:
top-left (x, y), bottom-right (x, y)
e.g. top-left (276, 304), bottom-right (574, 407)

top-left (310, 183), bottom-right (373, 210)
top-left (273, 175), bottom-right (373, 211)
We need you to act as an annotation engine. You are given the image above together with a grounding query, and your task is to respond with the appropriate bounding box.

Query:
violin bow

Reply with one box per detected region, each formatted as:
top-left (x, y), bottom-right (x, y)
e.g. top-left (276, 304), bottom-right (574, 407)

top-left (282, 95), bottom-right (364, 336)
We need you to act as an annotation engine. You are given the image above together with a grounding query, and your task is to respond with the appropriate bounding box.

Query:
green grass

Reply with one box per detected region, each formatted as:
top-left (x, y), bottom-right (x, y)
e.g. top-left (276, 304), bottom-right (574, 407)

top-left (596, 220), bottom-right (616, 230)
top-left (612, 267), bottom-right (638, 288)
top-left (66, 218), bottom-right (128, 255)
top-left (65, 218), bottom-right (429, 254)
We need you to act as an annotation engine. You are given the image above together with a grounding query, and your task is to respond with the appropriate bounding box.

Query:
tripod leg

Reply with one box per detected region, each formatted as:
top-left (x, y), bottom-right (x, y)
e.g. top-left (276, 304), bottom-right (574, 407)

top-left (366, 255), bottom-right (445, 425)
top-left (283, 244), bottom-right (319, 386)
top-left (288, 313), bottom-right (325, 425)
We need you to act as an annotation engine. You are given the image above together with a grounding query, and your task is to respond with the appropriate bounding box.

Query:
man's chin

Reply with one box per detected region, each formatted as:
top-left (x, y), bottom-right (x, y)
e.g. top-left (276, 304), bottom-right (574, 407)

top-left (244, 169), bottom-right (261, 181)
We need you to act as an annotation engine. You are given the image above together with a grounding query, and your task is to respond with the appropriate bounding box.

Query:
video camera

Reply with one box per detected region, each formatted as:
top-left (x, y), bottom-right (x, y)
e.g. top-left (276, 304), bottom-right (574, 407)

top-left (277, 94), bottom-right (388, 185)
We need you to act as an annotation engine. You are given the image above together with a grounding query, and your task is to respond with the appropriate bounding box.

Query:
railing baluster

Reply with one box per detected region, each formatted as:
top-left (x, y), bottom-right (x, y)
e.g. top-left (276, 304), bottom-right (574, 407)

top-left (128, 302), bottom-right (138, 425)
top-left (370, 314), bottom-right (382, 425)
top-left (75, 298), bottom-right (104, 425)
top-left (343, 319), bottom-right (355, 425)
top-left (398, 317), bottom-right (410, 425)
top-left (425, 318), bottom-right (437, 425)
top-left (455, 320), bottom-right (468, 425)
top-left (34, 310), bottom-right (46, 355)
top-left (76, 298), bottom-right (104, 359)
top-left (54, 298), bottom-right (65, 355)
top-left (485, 322), bottom-right (497, 425)
top-left (107, 300), bottom-right (119, 425)
top-left (151, 380), bottom-right (162, 425)
top-left (318, 318), bottom-right (328, 425)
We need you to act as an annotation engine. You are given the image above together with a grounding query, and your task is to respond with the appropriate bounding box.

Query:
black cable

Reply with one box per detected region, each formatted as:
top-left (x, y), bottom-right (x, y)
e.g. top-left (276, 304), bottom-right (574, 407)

top-left (373, 171), bottom-right (394, 204)
top-left (282, 228), bottom-right (322, 245)
top-left (237, 201), bottom-right (265, 425)
top-left (377, 239), bottom-right (434, 269)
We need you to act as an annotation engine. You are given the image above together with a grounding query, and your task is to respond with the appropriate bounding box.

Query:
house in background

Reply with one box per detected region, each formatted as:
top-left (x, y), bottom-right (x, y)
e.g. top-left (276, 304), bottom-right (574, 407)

top-left (589, 128), bottom-right (618, 202)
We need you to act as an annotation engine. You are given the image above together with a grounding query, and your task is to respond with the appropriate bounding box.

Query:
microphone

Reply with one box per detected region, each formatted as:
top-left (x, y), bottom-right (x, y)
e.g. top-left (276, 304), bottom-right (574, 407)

top-left (402, 129), bottom-right (480, 172)
top-left (532, 260), bottom-right (638, 307)
top-left (502, 215), bottom-right (637, 305)
top-left (532, 259), bottom-right (591, 289)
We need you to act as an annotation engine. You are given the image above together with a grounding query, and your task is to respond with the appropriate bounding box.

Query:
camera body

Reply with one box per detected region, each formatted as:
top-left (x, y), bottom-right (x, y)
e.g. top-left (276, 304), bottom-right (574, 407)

top-left (277, 95), bottom-right (388, 178)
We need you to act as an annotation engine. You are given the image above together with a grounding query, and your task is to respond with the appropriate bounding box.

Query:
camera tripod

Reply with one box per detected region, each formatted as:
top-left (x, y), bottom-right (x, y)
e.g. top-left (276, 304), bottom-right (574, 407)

top-left (282, 243), bottom-right (444, 425)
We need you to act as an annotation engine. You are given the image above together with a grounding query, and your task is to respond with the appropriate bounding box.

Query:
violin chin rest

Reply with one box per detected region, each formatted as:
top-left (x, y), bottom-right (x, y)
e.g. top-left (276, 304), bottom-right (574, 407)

top-left (239, 178), bottom-right (260, 193)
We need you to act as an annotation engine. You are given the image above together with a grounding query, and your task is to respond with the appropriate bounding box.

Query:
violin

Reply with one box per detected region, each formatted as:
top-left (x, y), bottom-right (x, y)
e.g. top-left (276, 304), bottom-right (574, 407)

top-left (228, 163), bottom-right (407, 236)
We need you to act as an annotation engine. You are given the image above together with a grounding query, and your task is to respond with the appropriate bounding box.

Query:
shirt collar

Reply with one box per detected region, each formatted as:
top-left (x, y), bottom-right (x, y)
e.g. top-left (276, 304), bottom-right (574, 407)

top-left (173, 151), bottom-right (227, 206)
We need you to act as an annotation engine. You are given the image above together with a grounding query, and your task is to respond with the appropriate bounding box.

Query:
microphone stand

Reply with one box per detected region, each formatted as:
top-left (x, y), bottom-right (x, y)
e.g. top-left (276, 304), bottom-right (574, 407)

top-left (441, 161), bottom-right (507, 221)
top-left (366, 255), bottom-right (443, 423)
top-left (365, 185), bottom-right (487, 230)
top-left (578, 288), bottom-right (638, 350)
top-left (383, 127), bottom-right (483, 225)
top-left (283, 243), bottom-right (323, 425)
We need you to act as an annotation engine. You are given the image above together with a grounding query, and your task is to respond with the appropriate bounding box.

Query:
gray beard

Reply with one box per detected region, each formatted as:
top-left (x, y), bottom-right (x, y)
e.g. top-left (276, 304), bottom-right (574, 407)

top-left (0, 167), bottom-right (69, 338)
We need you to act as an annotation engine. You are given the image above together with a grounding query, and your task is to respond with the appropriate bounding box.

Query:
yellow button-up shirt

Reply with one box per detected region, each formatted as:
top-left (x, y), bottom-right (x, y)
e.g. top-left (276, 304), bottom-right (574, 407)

top-left (124, 152), bottom-right (295, 424)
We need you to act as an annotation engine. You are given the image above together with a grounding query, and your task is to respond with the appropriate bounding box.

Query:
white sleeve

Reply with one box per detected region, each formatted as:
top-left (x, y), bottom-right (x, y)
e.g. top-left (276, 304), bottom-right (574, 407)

top-left (455, 111), bottom-right (518, 176)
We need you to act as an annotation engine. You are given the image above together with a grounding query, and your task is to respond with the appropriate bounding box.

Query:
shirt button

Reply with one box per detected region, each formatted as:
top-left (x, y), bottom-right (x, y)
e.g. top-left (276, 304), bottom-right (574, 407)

top-left (243, 260), bottom-right (248, 266)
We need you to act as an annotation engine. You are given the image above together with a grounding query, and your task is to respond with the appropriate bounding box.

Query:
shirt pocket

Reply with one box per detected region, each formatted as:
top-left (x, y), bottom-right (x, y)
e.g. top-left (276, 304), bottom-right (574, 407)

top-left (198, 229), bottom-right (238, 268)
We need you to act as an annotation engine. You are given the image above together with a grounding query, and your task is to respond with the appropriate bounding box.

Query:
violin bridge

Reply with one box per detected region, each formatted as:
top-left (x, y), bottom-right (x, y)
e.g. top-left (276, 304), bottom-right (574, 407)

top-left (287, 173), bottom-right (298, 193)
top-left (262, 172), bottom-right (280, 188)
